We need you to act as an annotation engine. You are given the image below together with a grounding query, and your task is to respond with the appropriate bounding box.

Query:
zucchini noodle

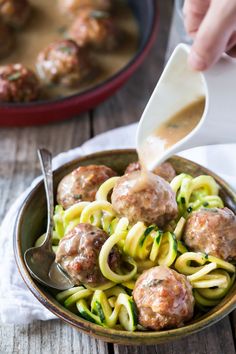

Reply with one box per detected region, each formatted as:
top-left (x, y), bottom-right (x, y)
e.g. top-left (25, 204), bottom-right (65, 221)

top-left (38, 172), bottom-right (235, 329)
top-left (193, 270), bottom-right (236, 309)
top-left (170, 173), bottom-right (224, 216)
top-left (56, 285), bottom-right (138, 331)
top-left (109, 218), bottom-right (178, 267)
top-left (80, 200), bottom-right (115, 225)
top-left (175, 252), bottom-right (235, 307)
top-left (96, 176), bottom-right (120, 201)
top-left (173, 217), bottom-right (186, 240)
top-left (53, 200), bottom-right (116, 238)
top-left (99, 218), bottom-right (138, 283)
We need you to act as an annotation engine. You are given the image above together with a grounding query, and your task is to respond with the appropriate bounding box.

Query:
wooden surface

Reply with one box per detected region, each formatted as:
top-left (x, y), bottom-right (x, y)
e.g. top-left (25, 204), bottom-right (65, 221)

top-left (0, 1), bottom-right (235, 353)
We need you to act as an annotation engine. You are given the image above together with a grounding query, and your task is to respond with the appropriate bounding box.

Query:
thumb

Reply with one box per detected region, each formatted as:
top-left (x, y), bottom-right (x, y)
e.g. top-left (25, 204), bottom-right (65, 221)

top-left (188, 0), bottom-right (236, 71)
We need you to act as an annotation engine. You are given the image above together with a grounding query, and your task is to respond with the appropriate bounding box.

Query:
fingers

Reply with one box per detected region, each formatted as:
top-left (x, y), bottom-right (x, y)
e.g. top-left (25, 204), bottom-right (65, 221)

top-left (183, 0), bottom-right (210, 37)
top-left (188, 0), bottom-right (236, 70)
top-left (226, 31), bottom-right (236, 52)
top-left (227, 45), bottom-right (236, 57)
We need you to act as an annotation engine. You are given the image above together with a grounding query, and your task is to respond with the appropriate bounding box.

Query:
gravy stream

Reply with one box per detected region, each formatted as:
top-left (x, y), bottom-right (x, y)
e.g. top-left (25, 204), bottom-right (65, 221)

top-left (135, 98), bottom-right (206, 191)
top-left (0, 0), bottom-right (139, 99)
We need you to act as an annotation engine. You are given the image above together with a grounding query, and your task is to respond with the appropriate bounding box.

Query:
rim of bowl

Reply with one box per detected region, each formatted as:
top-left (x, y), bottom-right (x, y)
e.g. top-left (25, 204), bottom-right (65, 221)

top-left (13, 149), bottom-right (236, 344)
top-left (1, 0), bottom-right (159, 110)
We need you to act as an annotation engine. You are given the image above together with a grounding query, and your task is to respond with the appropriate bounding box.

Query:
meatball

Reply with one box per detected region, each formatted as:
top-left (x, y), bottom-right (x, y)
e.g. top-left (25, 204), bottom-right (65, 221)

top-left (0, 21), bottom-right (14, 58)
top-left (0, 64), bottom-right (40, 103)
top-left (57, 164), bottom-right (117, 209)
top-left (56, 223), bottom-right (120, 285)
top-left (125, 161), bottom-right (176, 183)
top-left (36, 39), bottom-right (92, 87)
top-left (111, 171), bottom-right (178, 227)
top-left (133, 266), bottom-right (194, 330)
top-left (124, 161), bottom-right (140, 175)
top-left (68, 7), bottom-right (120, 51)
top-left (0, 0), bottom-right (31, 28)
top-left (183, 207), bottom-right (236, 261)
top-left (59, 0), bottom-right (111, 14)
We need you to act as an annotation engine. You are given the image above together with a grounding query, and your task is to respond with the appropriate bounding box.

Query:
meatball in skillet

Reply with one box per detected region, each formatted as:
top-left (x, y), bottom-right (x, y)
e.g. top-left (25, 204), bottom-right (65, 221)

top-left (133, 266), bottom-right (194, 330)
top-left (111, 170), bottom-right (178, 227)
top-left (125, 161), bottom-right (176, 183)
top-left (36, 39), bottom-right (92, 87)
top-left (59, 0), bottom-right (112, 14)
top-left (56, 223), bottom-right (120, 286)
top-left (183, 207), bottom-right (236, 261)
top-left (0, 64), bottom-right (40, 103)
top-left (68, 7), bottom-right (120, 51)
top-left (0, 21), bottom-right (14, 58)
top-left (57, 164), bottom-right (117, 209)
top-left (0, 0), bottom-right (31, 28)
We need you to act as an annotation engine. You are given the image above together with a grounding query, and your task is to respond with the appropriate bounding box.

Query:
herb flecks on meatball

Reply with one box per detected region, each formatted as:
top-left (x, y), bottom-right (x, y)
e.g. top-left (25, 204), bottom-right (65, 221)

top-left (68, 7), bottom-right (120, 51)
top-left (111, 170), bottom-right (178, 227)
top-left (56, 223), bottom-right (120, 286)
top-left (36, 39), bottom-right (92, 87)
top-left (183, 207), bottom-right (236, 261)
top-left (0, 64), bottom-right (40, 103)
top-left (0, 20), bottom-right (14, 58)
top-left (125, 161), bottom-right (176, 183)
top-left (133, 266), bottom-right (194, 330)
top-left (57, 164), bottom-right (117, 209)
top-left (0, 0), bottom-right (31, 28)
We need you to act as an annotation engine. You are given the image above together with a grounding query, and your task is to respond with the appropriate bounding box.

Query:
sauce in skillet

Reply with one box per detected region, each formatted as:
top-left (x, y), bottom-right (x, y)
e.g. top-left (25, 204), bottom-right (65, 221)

top-left (0, 0), bottom-right (139, 100)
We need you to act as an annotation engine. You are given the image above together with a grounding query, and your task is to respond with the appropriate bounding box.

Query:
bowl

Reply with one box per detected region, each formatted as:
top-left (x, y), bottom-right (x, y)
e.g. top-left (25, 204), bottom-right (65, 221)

top-left (0, 0), bottom-right (158, 126)
top-left (14, 149), bottom-right (236, 345)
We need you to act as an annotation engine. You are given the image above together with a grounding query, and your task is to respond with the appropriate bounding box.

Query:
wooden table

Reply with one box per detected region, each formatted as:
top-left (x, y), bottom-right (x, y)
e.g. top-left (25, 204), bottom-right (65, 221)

top-left (0, 2), bottom-right (235, 353)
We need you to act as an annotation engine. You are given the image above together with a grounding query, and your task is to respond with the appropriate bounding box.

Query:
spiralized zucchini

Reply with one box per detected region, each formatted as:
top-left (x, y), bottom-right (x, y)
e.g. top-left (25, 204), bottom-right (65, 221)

top-left (35, 172), bottom-right (236, 329)
top-left (175, 252), bottom-right (235, 308)
top-left (105, 217), bottom-right (178, 267)
top-left (56, 285), bottom-right (138, 330)
top-left (170, 173), bottom-right (224, 216)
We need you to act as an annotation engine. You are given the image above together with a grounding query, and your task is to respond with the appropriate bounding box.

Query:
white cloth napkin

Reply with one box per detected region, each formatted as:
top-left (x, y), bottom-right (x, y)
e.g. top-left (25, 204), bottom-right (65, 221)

top-left (0, 123), bottom-right (236, 324)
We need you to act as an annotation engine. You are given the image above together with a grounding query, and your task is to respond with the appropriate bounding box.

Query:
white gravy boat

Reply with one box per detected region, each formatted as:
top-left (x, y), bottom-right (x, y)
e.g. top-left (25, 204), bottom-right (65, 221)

top-left (136, 43), bottom-right (236, 171)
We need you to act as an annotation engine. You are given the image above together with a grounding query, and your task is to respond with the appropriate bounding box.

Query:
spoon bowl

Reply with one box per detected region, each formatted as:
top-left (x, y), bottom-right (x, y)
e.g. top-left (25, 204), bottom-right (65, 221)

top-left (24, 149), bottom-right (74, 290)
top-left (24, 248), bottom-right (73, 290)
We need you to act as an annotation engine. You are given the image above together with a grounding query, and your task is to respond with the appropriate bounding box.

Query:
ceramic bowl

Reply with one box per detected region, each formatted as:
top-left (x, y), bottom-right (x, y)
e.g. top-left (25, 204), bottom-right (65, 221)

top-left (0, 0), bottom-right (158, 126)
top-left (14, 149), bottom-right (236, 345)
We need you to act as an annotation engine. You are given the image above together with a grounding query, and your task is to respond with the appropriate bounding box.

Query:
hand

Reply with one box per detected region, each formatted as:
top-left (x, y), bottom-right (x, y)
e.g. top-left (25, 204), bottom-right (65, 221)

top-left (183, 0), bottom-right (236, 71)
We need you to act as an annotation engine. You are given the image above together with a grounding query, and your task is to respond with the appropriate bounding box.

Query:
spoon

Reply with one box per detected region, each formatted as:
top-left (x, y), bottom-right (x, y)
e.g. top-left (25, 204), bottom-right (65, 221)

top-left (136, 43), bottom-right (236, 171)
top-left (24, 148), bottom-right (74, 290)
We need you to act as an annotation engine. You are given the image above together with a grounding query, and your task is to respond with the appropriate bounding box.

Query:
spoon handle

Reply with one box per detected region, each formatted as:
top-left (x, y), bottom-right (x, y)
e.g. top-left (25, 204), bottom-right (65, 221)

top-left (38, 148), bottom-right (54, 250)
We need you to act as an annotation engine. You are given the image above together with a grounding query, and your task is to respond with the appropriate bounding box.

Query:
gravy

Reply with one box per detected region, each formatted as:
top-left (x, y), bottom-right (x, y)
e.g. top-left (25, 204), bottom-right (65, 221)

top-left (0, 0), bottom-right (139, 100)
top-left (139, 97), bottom-right (205, 169)
top-left (155, 97), bottom-right (205, 149)
top-left (134, 98), bottom-right (205, 191)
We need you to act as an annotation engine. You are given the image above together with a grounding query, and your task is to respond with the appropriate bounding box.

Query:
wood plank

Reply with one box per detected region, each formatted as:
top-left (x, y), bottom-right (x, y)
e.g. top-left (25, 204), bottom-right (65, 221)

top-left (230, 310), bottom-right (236, 343)
top-left (114, 317), bottom-right (235, 354)
top-left (0, 320), bottom-right (109, 354)
top-left (0, 116), bottom-right (90, 219)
